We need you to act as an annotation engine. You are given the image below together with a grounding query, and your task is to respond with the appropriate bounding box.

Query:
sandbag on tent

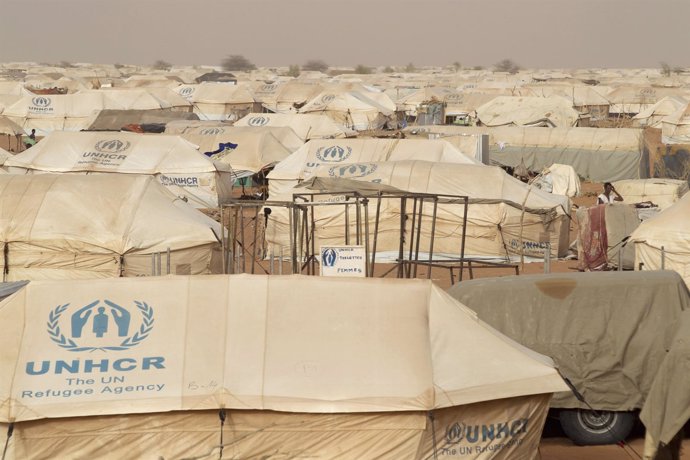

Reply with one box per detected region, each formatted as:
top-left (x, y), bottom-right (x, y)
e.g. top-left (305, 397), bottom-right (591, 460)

top-left (0, 174), bottom-right (222, 280)
top-left (234, 112), bottom-right (354, 140)
top-left (629, 193), bottom-right (690, 288)
top-left (266, 161), bottom-right (570, 259)
top-left (4, 131), bottom-right (233, 208)
top-left (0, 275), bottom-right (567, 459)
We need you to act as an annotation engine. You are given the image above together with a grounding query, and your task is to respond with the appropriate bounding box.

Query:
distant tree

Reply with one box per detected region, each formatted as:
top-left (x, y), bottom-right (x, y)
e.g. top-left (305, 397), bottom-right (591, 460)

top-left (221, 55), bottom-right (256, 72)
top-left (302, 59), bottom-right (329, 72)
top-left (287, 64), bottom-right (301, 77)
top-left (660, 62), bottom-right (672, 77)
top-left (404, 62), bottom-right (416, 72)
top-left (472, 65), bottom-right (485, 71)
top-left (114, 63), bottom-right (125, 69)
top-left (59, 60), bottom-right (75, 68)
top-left (153, 60), bottom-right (172, 71)
top-left (673, 66), bottom-right (684, 75)
top-left (493, 58), bottom-right (520, 74)
top-left (452, 61), bottom-right (462, 71)
top-left (354, 64), bottom-right (372, 74)
top-left (383, 66), bottom-right (395, 73)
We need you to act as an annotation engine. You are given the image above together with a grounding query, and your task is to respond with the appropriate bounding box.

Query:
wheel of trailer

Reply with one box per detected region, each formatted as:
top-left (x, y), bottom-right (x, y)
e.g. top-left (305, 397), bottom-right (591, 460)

top-left (559, 409), bottom-right (635, 445)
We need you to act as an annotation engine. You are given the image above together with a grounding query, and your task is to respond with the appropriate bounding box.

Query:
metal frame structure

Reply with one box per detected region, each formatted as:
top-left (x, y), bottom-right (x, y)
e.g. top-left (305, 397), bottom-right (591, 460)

top-left (220, 190), bottom-right (520, 282)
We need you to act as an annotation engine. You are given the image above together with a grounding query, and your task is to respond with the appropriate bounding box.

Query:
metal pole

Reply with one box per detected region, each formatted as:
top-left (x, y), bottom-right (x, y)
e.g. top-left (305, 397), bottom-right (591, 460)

top-left (398, 197), bottom-right (407, 278)
top-left (166, 247), bottom-right (171, 275)
top-left (427, 198), bottom-right (439, 279)
top-left (413, 198), bottom-right (425, 278)
top-left (363, 198), bottom-right (370, 277)
top-left (543, 242), bottom-right (551, 274)
top-left (407, 197), bottom-right (419, 278)
top-left (239, 205), bottom-right (246, 273)
top-left (251, 206), bottom-right (259, 274)
top-left (220, 204), bottom-right (226, 274)
top-left (288, 204), bottom-right (296, 274)
top-left (661, 246), bottom-right (665, 270)
top-left (618, 246), bottom-right (623, 271)
top-left (310, 203), bottom-right (317, 275)
top-left (459, 197), bottom-right (469, 282)
top-left (371, 194), bottom-right (383, 277)
top-left (279, 246), bottom-right (284, 275)
top-left (344, 202), bottom-right (350, 245)
top-left (356, 199), bottom-right (362, 246)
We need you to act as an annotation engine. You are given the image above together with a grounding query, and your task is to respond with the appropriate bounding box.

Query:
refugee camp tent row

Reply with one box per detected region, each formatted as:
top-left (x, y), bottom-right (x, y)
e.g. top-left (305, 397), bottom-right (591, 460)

top-left (1, 89), bottom-right (192, 135)
top-left (298, 90), bottom-right (397, 131)
top-left (0, 275), bottom-right (567, 459)
top-left (4, 131), bottom-right (233, 208)
top-left (0, 174), bottom-right (222, 280)
top-left (475, 96), bottom-right (582, 128)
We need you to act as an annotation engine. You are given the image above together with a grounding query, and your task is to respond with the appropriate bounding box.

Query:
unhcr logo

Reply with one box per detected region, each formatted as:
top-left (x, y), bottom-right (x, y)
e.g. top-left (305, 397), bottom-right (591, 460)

top-left (248, 116), bottom-right (269, 127)
top-left (199, 127), bottom-right (225, 135)
top-left (322, 248), bottom-right (338, 267)
top-left (95, 139), bottom-right (131, 153)
top-left (32, 96), bottom-right (52, 107)
top-left (445, 418), bottom-right (529, 445)
top-left (261, 84), bottom-right (277, 92)
top-left (179, 87), bottom-right (195, 98)
top-left (45, 300), bottom-right (155, 353)
top-left (328, 163), bottom-right (377, 178)
top-left (316, 145), bottom-right (352, 162)
top-left (321, 94), bottom-right (335, 104)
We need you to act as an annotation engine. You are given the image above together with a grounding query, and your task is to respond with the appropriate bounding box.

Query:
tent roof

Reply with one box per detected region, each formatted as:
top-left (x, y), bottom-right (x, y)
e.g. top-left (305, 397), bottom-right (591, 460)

top-left (5, 131), bottom-right (222, 174)
top-left (0, 274), bottom-right (566, 422)
top-left (234, 112), bottom-right (354, 140)
top-left (0, 174), bottom-right (220, 253)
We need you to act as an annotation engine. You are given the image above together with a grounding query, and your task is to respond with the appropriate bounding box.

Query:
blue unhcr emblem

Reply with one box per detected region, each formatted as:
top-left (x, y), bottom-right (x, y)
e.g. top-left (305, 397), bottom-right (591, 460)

top-left (328, 163), bottom-right (377, 178)
top-left (32, 96), bottom-right (51, 107)
top-left (95, 139), bottom-right (131, 153)
top-left (322, 248), bottom-right (338, 267)
top-left (316, 145), bottom-right (352, 162)
top-left (47, 300), bottom-right (154, 352)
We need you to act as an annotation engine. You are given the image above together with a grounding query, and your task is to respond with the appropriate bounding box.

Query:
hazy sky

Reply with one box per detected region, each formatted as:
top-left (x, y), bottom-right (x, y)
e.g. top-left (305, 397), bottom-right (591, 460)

top-left (2, 0), bottom-right (688, 69)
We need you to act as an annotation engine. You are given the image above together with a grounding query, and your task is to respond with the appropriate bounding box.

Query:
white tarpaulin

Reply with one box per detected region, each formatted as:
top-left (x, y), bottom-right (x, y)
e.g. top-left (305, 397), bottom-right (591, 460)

top-left (0, 275), bottom-right (566, 459)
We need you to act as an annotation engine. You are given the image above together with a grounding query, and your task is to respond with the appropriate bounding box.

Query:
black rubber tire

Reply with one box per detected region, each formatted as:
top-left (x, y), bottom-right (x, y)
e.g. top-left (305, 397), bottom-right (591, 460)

top-left (559, 409), bottom-right (636, 445)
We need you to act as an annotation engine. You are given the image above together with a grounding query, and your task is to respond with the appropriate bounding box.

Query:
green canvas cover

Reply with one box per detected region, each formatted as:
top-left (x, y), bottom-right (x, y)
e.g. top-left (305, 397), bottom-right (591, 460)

top-left (447, 271), bottom-right (690, 410)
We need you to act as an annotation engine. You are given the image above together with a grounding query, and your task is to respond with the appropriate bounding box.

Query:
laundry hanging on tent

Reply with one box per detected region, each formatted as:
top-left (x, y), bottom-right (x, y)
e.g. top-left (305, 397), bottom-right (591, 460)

top-left (204, 141), bottom-right (238, 157)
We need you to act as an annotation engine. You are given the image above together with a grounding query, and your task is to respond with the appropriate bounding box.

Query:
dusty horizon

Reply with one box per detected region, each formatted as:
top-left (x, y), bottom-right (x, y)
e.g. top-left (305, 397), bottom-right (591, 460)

top-left (2, 0), bottom-right (689, 70)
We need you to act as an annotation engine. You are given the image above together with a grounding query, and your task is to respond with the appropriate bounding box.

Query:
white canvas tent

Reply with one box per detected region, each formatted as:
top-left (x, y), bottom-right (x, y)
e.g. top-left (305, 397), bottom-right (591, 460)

top-left (629, 193), bottom-right (690, 288)
top-left (266, 161), bottom-right (570, 259)
top-left (234, 112), bottom-right (354, 140)
top-left (299, 90), bottom-right (396, 131)
top-left (4, 131), bottom-right (233, 208)
top-left (173, 83), bottom-right (260, 121)
top-left (0, 274), bottom-right (567, 459)
top-left (613, 179), bottom-right (689, 210)
top-left (267, 137), bottom-right (479, 197)
top-left (476, 96), bottom-right (581, 127)
top-left (0, 174), bottom-right (222, 280)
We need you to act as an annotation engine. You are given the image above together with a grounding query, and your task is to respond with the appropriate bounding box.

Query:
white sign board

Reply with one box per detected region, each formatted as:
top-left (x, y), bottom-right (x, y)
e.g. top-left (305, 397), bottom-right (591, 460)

top-left (320, 246), bottom-right (366, 277)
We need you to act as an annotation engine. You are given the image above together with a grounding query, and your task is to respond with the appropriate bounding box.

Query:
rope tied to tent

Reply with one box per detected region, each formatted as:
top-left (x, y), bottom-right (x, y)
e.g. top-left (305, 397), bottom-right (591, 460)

top-left (428, 411), bottom-right (439, 460)
top-left (1, 423), bottom-right (13, 460)
top-left (218, 409), bottom-right (226, 460)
